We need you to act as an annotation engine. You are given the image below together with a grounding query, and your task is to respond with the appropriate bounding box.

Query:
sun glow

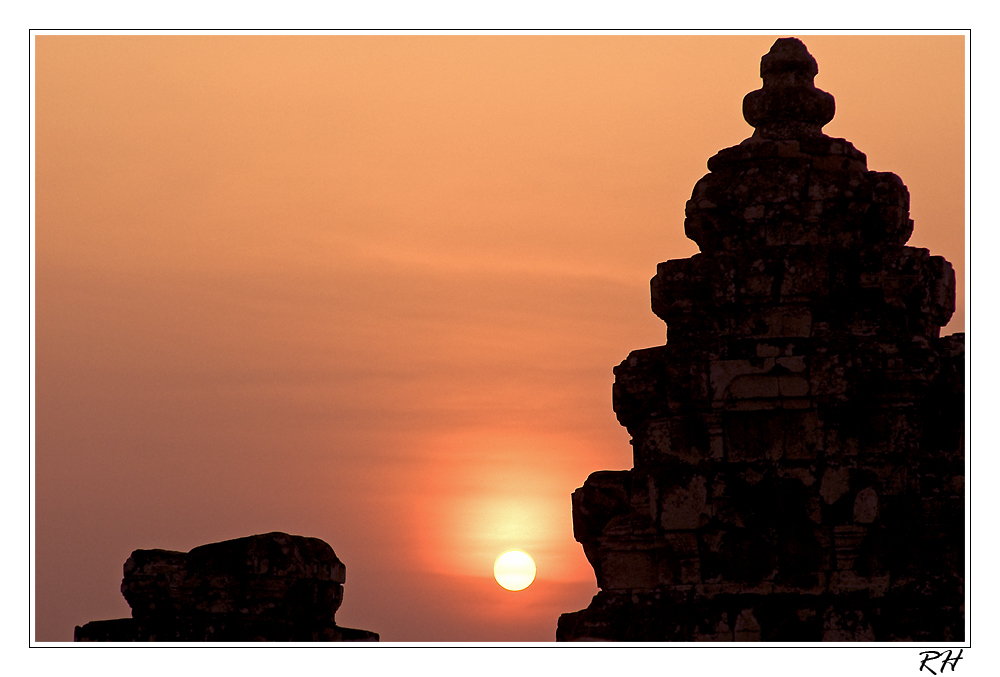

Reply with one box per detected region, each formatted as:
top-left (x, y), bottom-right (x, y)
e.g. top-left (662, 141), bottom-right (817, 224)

top-left (493, 550), bottom-right (537, 591)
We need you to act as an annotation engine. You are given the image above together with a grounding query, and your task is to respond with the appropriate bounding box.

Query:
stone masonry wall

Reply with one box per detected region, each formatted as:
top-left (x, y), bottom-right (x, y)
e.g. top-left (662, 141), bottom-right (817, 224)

top-left (557, 38), bottom-right (964, 642)
top-left (75, 532), bottom-right (378, 641)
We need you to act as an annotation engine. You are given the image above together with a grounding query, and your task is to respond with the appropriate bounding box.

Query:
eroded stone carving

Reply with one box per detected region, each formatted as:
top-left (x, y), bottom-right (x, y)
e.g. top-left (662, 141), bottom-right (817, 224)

top-left (74, 532), bottom-right (378, 641)
top-left (557, 38), bottom-right (964, 642)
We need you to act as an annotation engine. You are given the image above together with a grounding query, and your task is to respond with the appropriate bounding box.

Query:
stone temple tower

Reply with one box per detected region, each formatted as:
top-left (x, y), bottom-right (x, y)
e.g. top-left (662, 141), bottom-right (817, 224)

top-left (557, 38), bottom-right (964, 642)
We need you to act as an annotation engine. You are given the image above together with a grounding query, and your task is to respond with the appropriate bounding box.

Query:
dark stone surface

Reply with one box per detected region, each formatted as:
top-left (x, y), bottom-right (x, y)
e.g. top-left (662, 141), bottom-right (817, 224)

top-left (557, 38), bottom-right (964, 642)
top-left (74, 532), bottom-right (378, 642)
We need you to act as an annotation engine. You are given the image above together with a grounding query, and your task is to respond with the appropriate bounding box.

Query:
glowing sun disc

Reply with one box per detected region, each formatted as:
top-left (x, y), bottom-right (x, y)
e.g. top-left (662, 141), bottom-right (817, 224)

top-left (493, 550), bottom-right (536, 591)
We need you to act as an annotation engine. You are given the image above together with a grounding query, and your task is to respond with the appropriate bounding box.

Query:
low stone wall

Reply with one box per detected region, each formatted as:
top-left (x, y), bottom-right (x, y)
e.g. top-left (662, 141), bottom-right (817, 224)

top-left (75, 532), bottom-right (378, 642)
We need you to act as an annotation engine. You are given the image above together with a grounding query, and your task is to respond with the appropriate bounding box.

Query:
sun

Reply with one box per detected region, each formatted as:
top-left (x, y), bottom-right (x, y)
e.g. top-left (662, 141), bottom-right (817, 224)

top-left (493, 550), bottom-right (536, 591)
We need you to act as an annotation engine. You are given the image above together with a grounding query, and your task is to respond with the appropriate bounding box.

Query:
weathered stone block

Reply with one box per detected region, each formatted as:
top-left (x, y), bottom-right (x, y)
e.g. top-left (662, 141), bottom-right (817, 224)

top-left (601, 549), bottom-right (658, 591)
top-left (821, 608), bottom-right (875, 641)
top-left (120, 533), bottom-right (346, 623)
top-left (784, 410), bottom-right (822, 459)
top-left (76, 533), bottom-right (377, 642)
top-left (820, 466), bottom-right (851, 504)
top-left (711, 358), bottom-right (772, 400)
top-left (829, 571), bottom-right (890, 597)
top-left (572, 470), bottom-right (632, 545)
top-left (660, 475), bottom-right (708, 530)
top-left (694, 612), bottom-right (735, 641)
top-left (833, 524), bottom-right (867, 570)
top-left (734, 609), bottom-right (762, 641)
top-left (724, 411), bottom-right (784, 461)
top-left (853, 487), bottom-right (879, 523)
top-left (732, 305), bottom-right (813, 338)
top-left (628, 473), bottom-right (660, 532)
top-left (780, 248), bottom-right (829, 299)
top-left (637, 417), bottom-right (707, 465)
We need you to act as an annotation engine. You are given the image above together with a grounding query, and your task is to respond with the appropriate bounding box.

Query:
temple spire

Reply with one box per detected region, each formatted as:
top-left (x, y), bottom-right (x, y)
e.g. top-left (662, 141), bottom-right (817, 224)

top-left (558, 37), bottom-right (963, 643)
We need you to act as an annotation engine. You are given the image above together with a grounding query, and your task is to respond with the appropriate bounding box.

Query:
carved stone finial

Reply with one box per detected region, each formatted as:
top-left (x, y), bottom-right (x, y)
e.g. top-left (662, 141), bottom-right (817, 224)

top-left (743, 38), bottom-right (836, 139)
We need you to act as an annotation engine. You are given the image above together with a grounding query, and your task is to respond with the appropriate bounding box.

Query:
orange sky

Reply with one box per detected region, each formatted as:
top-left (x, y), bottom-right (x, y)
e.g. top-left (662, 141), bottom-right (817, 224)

top-left (33, 34), bottom-right (966, 642)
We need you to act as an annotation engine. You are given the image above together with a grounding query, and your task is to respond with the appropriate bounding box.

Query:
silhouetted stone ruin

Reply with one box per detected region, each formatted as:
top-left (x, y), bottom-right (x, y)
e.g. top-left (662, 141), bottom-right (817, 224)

top-left (557, 38), bottom-right (964, 642)
top-left (74, 532), bottom-right (378, 641)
